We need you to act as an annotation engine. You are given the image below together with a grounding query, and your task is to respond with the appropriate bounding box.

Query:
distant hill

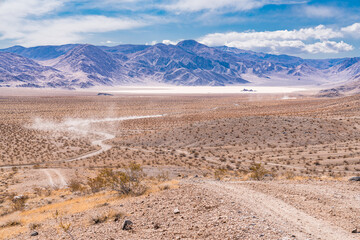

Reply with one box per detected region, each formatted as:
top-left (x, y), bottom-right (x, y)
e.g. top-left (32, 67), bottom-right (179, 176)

top-left (0, 44), bottom-right (79, 61)
top-left (0, 52), bottom-right (68, 88)
top-left (0, 40), bottom-right (360, 90)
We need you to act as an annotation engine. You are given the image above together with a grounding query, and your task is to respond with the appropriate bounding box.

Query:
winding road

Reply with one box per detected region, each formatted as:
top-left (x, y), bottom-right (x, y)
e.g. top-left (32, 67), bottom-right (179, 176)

top-left (0, 115), bottom-right (165, 188)
top-left (64, 115), bottom-right (164, 162)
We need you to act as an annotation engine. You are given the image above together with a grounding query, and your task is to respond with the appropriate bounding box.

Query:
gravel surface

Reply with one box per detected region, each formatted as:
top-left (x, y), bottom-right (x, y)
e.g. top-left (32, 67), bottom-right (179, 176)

top-left (10, 178), bottom-right (360, 240)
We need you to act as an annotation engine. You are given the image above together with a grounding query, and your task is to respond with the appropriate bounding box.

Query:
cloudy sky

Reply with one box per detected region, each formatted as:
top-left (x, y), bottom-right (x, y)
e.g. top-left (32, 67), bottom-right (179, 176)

top-left (0, 0), bottom-right (360, 58)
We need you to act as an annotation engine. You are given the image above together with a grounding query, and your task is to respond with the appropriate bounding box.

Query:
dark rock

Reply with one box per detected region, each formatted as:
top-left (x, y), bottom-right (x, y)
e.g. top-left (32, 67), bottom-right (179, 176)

top-left (122, 219), bottom-right (133, 230)
top-left (352, 228), bottom-right (358, 233)
top-left (349, 177), bottom-right (360, 181)
top-left (153, 223), bottom-right (161, 229)
top-left (97, 92), bottom-right (113, 96)
top-left (30, 231), bottom-right (38, 236)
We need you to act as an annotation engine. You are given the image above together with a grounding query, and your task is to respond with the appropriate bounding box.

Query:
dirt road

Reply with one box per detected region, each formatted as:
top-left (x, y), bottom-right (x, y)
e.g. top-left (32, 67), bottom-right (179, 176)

top-left (9, 178), bottom-right (360, 240)
top-left (198, 180), bottom-right (358, 240)
top-left (41, 169), bottom-right (67, 188)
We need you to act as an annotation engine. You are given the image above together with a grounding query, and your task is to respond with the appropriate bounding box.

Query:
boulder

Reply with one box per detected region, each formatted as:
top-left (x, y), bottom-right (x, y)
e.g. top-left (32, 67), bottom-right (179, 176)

top-left (122, 220), bottom-right (133, 230)
top-left (349, 177), bottom-right (360, 181)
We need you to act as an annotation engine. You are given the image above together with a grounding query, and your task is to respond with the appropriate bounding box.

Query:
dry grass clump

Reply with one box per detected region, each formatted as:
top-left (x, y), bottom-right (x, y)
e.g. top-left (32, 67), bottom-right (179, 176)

top-left (90, 209), bottom-right (125, 225)
top-left (0, 219), bottom-right (21, 229)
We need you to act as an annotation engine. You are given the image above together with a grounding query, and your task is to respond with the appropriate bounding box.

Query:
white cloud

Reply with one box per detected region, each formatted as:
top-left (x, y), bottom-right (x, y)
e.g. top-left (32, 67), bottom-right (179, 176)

top-left (0, 0), bottom-right (64, 39)
top-left (198, 25), bottom-right (353, 54)
top-left (226, 39), bottom-right (306, 54)
top-left (0, 0), bottom-right (63, 18)
top-left (162, 39), bottom-right (179, 45)
top-left (223, 40), bottom-right (352, 54)
top-left (199, 25), bottom-right (342, 46)
top-left (15, 16), bottom-right (147, 46)
top-left (146, 40), bottom-right (158, 45)
top-left (163, 0), bottom-right (263, 12)
top-left (341, 23), bottom-right (360, 38)
top-left (0, 0), bottom-right (148, 46)
top-left (79, 0), bottom-right (148, 11)
top-left (163, 0), bottom-right (307, 13)
top-left (100, 40), bottom-right (121, 45)
top-left (304, 41), bottom-right (353, 54)
top-left (302, 5), bottom-right (340, 18)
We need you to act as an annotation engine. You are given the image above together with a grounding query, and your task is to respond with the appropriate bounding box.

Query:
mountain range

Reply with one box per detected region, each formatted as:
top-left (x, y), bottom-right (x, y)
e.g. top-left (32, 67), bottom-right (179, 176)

top-left (0, 40), bottom-right (360, 92)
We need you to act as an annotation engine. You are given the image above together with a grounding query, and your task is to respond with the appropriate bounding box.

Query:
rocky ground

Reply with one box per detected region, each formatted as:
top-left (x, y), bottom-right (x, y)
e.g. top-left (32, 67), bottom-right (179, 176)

top-left (7, 178), bottom-right (360, 240)
top-left (2, 94), bottom-right (360, 239)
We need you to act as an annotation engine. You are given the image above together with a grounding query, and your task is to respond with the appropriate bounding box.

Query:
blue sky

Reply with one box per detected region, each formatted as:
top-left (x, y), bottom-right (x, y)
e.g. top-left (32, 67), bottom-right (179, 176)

top-left (0, 0), bottom-right (360, 59)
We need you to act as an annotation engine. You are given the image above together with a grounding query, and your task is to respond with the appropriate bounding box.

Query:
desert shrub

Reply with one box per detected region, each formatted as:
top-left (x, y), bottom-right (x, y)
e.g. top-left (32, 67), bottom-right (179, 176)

top-left (108, 163), bottom-right (147, 195)
top-left (156, 170), bottom-right (169, 182)
top-left (284, 171), bottom-right (295, 180)
top-left (59, 218), bottom-right (74, 240)
top-left (249, 163), bottom-right (268, 180)
top-left (11, 195), bottom-right (28, 211)
top-left (68, 179), bottom-right (85, 192)
top-left (214, 168), bottom-right (226, 180)
top-left (0, 220), bottom-right (21, 228)
top-left (29, 223), bottom-right (41, 230)
top-left (33, 164), bottom-right (41, 169)
top-left (158, 183), bottom-right (171, 191)
top-left (54, 210), bottom-right (75, 240)
top-left (91, 210), bottom-right (124, 224)
top-left (87, 163), bottom-right (147, 196)
top-left (33, 187), bottom-right (43, 196)
top-left (91, 213), bottom-right (108, 225)
top-left (87, 174), bottom-right (106, 193)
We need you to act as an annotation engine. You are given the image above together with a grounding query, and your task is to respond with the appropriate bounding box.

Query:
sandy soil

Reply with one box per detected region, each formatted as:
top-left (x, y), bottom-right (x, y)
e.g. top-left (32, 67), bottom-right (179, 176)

top-left (1, 93), bottom-right (360, 239)
top-left (7, 178), bottom-right (360, 240)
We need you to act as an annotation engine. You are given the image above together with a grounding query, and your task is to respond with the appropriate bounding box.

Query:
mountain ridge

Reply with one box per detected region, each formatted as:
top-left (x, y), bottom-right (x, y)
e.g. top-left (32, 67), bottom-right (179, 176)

top-left (1, 40), bottom-right (360, 90)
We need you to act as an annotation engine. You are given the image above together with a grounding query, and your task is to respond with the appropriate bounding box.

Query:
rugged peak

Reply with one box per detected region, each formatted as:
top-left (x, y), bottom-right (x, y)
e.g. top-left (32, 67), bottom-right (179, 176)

top-left (177, 40), bottom-right (206, 50)
top-left (54, 44), bottom-right (118, 78)
top-left (60, 44), bottom-right (115, 64)
top-left (66, 44), bottom-right (99, 54)
top-left (3, 45), bottom-right (26, 51)
top-left (337, 57), bottom-right (360, 72)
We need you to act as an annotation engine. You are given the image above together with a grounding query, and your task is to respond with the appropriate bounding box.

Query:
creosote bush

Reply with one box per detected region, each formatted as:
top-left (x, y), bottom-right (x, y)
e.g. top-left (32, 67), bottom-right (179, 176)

top-left (214, 168), bottom-right (227, 180)
top-left (68, 179), bottom-right (85, 193)
top-left (284, 170), bottom-right (295, 180)
top-left (87, 163), bottom-right (147, 196)
top-left (11, 195), bottom-right (28, 211)
top-left (249, 163), bottom-right (268, 180)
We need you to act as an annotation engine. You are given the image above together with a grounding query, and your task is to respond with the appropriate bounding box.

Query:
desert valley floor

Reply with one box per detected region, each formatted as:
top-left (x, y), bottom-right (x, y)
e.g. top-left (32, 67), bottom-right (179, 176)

top-left (1, 92), bottom-right (360, 239)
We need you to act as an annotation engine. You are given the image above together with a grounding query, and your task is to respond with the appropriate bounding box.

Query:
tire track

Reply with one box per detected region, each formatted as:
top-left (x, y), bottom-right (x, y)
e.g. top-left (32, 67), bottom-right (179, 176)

top-left (42, 169), bottom-right (67, 188)
top-left (198, 180), bottom-right (358, 240)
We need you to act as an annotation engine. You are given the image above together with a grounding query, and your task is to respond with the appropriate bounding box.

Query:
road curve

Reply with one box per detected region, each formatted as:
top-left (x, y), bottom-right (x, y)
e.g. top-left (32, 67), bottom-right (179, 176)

top-left (0, 114), bottom-right (164, 169)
